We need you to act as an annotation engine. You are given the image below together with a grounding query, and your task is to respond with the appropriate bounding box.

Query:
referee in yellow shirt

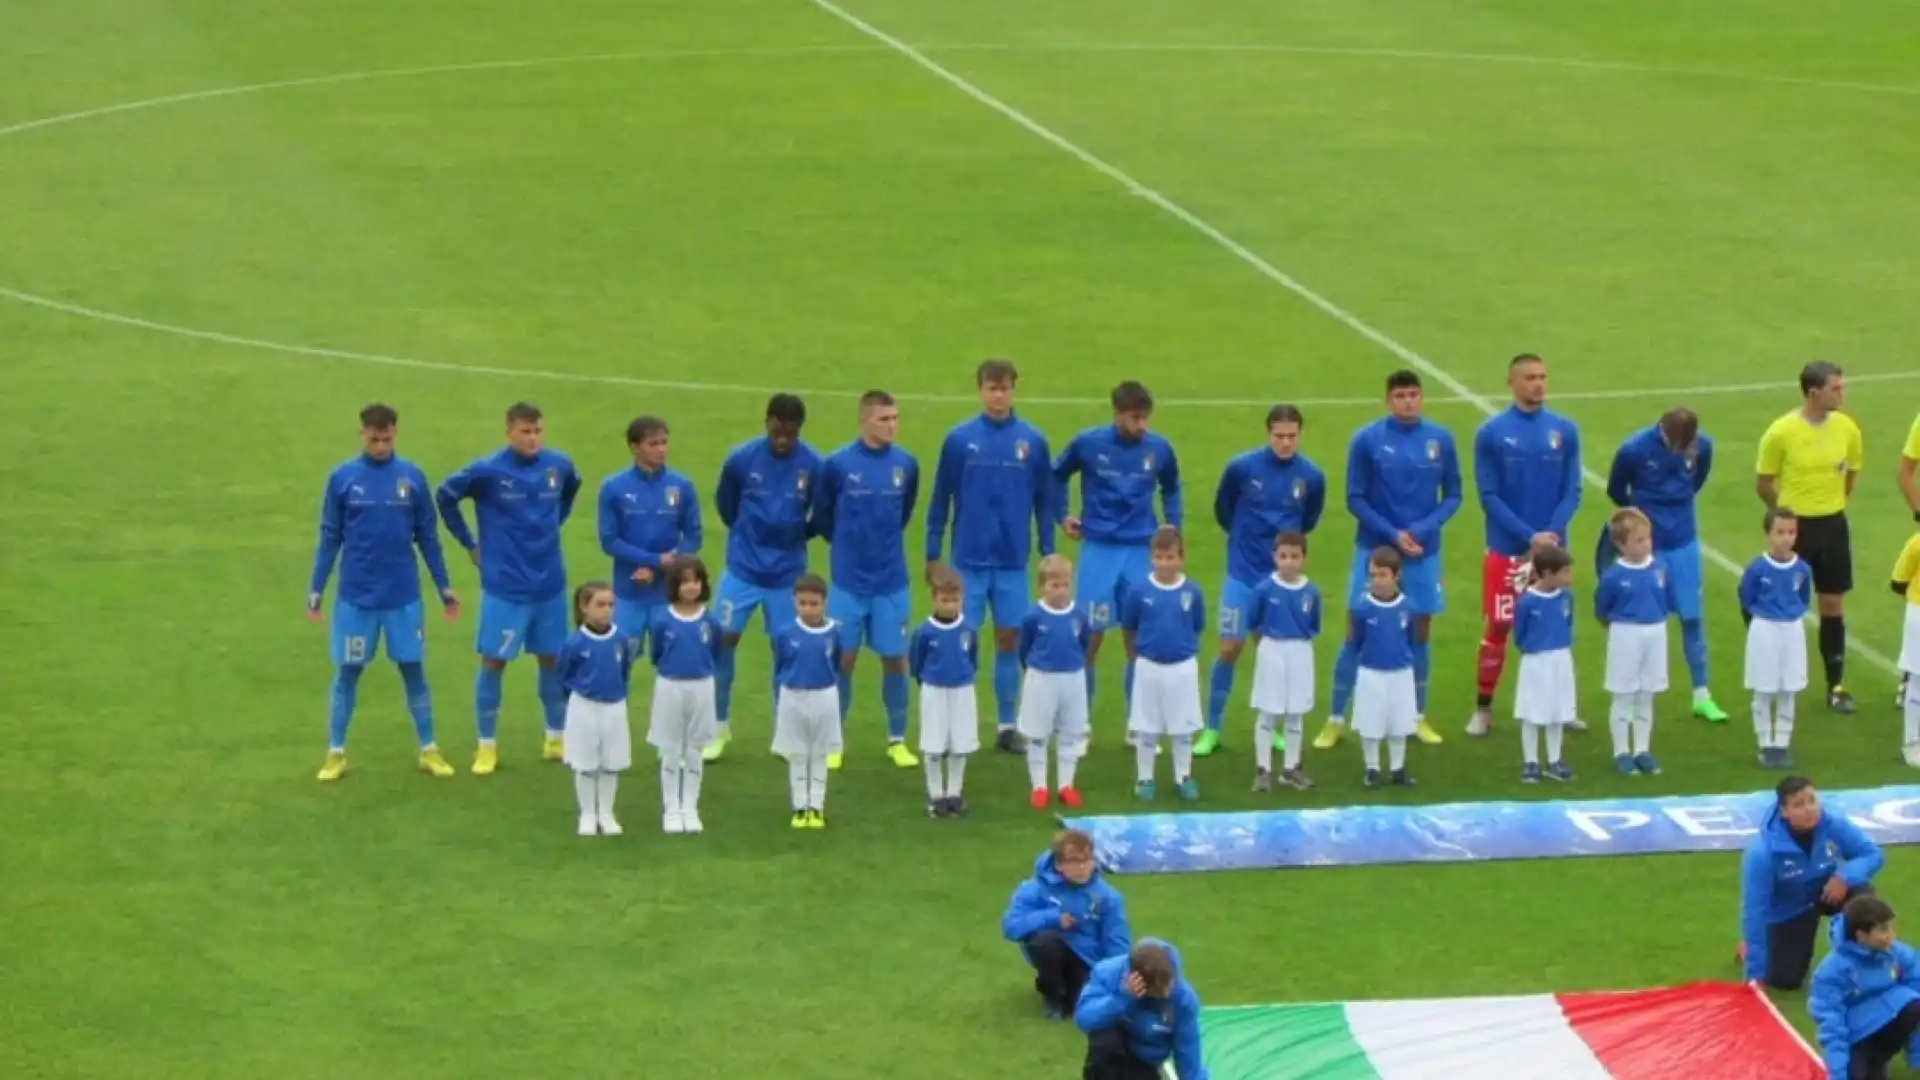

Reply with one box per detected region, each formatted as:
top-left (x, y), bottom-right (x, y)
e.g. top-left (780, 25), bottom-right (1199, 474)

top-left (1756, 361), bottom-right (1864, 713)
top-left (1901, 413), bottom-right (1920, 521)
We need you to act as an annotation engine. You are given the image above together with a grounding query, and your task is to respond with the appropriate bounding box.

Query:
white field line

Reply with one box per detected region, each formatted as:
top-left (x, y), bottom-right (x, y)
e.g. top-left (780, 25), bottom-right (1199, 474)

top-left (803, 0), bottom-right (1902, 675)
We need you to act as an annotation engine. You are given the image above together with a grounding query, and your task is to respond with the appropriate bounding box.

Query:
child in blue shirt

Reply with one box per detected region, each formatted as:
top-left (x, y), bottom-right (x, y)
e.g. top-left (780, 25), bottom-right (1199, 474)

top-left (911, 566), bottom-right (981, 819)
top-left (1001, 829), bottom-right (1132, 1020)
top-left (1810, 895), bottom-right (1920, 1080)
top-left (1596, 508), bottom-right (1674, 775)
top-left (1121, 527), bottom-right (1207, 801)
top-left (645, 558), bottom-right (724, 835)
top-left (1246, 531), bottom-right (1321, 791)
top-left (559, 582), bottom-right (636, 837)
top-left (1513, 545), bottom-right (1576, 783)
top-left (1350, 546), bottom-right (1419, 788)
top-left (773, 575), bottom-right (842, 829)
top-left (1075, 939), bottom-right (1210, 1080)
top-left (1016, 555), bottom-right (1091, 811)
top-left (1741, 507), bottom-right (1814, 769)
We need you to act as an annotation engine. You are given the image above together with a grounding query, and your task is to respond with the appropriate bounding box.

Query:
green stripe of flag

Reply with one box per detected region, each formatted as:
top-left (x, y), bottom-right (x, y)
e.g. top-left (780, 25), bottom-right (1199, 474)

top-left (1201, 1004), bottom-right (1382, 1080)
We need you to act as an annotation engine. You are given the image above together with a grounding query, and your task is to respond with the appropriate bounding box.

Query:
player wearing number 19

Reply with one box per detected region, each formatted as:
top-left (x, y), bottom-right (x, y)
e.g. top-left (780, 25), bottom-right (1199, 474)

top-left (309, 404), bottom-right (461, 781)
top-left (437, 402), bottom-right (582, 774)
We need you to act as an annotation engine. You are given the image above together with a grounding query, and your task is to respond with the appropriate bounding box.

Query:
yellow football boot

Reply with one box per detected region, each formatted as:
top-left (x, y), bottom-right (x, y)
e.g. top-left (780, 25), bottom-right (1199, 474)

top-left (1413, 719), bottom-right (1445, 746)
top-left (418, 749), bottom-right (455, 777)
top-left (542, 735), bottom-right (565, 762)
top-left (316, 752), bottom-right (347, 782)
top-left (827, 752), bottom-right (844, 771)
top-left (472, 744), bottom-right (499, 776)
top-left (1311, 722), bottom-right (1344, 751)
top-left (885, 742), bottom-right (919, 768)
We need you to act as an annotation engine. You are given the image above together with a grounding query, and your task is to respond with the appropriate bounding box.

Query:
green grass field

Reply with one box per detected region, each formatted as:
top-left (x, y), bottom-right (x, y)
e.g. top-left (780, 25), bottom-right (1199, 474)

top-left (5, 2), bottom-right (1920, 1076)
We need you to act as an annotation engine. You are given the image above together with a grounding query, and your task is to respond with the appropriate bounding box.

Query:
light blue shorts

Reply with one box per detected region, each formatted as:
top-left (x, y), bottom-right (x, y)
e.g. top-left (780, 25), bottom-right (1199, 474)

top-left (1347, 547), bottom-right (1446, 617)
top-left (477, 593), bottom-right (569, 660)
top-left (716, 573), bottom-right (799, 639)
top-left (962, 567), bottom-right (1030, 630)
top-left (615, 598), bottom-right (660, 650)
top-left (1078, 541), bottom-right (1150, 632)
top-left (333, 600), bottom-right (425, 666)
top-left (1664, 540), bottom-right (1704, 622)
top-left (1217, 576), bottom-right (1259, 641)
top-left (829, 586), bottom-right (912, 658)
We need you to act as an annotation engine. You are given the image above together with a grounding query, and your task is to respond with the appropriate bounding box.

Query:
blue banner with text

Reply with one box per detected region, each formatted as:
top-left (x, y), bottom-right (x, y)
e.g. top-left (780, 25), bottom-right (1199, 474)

top-left (1061, 785), bottom-right (1920, 875)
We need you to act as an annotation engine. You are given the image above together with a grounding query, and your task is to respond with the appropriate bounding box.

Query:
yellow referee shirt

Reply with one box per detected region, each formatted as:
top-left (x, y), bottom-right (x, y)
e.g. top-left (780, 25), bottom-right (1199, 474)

top-left (1905, 414), bottom-right (1920, 460)
top-left (1896, 534), bottom-right (1920, 606)
top-left (1756, 409), bottom-right (1863, 516)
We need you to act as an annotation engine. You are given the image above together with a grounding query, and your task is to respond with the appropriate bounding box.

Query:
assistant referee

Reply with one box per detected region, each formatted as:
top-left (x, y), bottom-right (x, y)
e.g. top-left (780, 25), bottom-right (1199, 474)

top-left (1756, 361), bottom-right (1864, 713)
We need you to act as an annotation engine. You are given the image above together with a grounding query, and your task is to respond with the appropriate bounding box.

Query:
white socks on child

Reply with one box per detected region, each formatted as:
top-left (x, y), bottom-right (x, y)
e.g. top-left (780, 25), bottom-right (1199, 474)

top-left (1387, 735), bottom-right (1407, 772)
top-left (1254, 714), bottom-right (1277, 772)
top-left (1545, 723), bottom-right (1564, 763)
top-left (1023, 737), bottom-right (1082, 791)
top-left (788, 756), bottom-right (828, 811)
top-left (1610, 691), bottom-right (1655, 756)
top-left (924, 753), bottom-right (968, 798)
top-left (1362, 737), bottom-right (1381, 771)
top-left (575, 770), bottom-right (620, 835)
top-left (1522, 722), bottom-right (1541, 765)
top-left (1134, 738), bottom-right (1156, 783)
top-left (575, 772), bottom-right (596, 817)
top-left (1283, 717), bottom-right (1304, 770)
top-left (1026, 740), bottom-right (1048, 789)
top-left (1753, 692), bottom-right (1799, 750)
top-left (1170, 733), bottom-right (1194, 782)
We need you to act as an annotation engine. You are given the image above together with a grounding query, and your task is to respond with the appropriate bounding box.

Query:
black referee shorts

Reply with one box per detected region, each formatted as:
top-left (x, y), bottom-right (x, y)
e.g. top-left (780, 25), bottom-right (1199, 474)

top-left (1793, 511), bottom-right (1853, 596)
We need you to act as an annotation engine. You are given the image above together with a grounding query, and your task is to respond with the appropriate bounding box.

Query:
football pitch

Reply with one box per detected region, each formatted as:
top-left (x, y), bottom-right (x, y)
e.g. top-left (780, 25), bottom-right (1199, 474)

top-left (5, 1), bottom-right (1920, 1076)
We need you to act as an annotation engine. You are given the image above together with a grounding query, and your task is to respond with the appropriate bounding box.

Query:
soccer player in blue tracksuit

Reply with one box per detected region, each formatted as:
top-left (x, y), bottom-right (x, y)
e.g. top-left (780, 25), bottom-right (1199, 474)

top-left (1467, 355), bottom-right (1582, 738)
top-left (1742, 775), bottom-right (1884, 990)
top-left (437, 401), bottom-right (582, 775)
top-left (1076, 938), bottom-right (1209, 1080)
top-left (1002, 828), bottom-right (1132, 1020)
top-left (710, 394), bottom-right (817, 761)
top-left (1603, 407), bottom-right (1725, 722)
top-left (926, 359), bottom-right (1055, 754)
top-left (1206, 403), bottom-right (1326, 755)
top-left (1811, 896), bottom-right (1920, 1080)
top-left (309, 404), bottom-right (460, 781)
top-left (1321, 370), bottom-right (1462, 752)
top-left (1053, 380), bottom-right (1183, 720)
top-left (598, 415), bottom-right (703, 662)
top-left (816, 390), bottom-right (920, 769)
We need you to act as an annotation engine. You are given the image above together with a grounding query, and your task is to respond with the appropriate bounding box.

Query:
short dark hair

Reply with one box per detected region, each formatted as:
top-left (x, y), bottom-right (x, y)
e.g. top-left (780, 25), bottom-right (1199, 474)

top-left (859, 390), bottom-right (896, 412)
top-left (626, 415), bottom-right (669, 446)
top-left (765, 393), bottom-right (807, 427)
top-left (1799, 361), bottom-right (1844, 396)
top-left (1111, 381), bottom-right (1154, 413)
top-left (359, 403), bottom-right (399, 428)
top-left (1658, 407), bottom-right (1699, 445)
top-left (1776, 775), bottom-right (1815, 806)
top-left (1530, 544), bottom-right (1572, 578)
top-left (1385, 370), bottom-right (1422, 393)
top-left (1131, 943), bottom-right (1175, 997)
top-left (977, 358), bottom-right (1019, 386)
top-left (571, 580), bottom-right (613, 626)
top-left (794, 573), bottom-right (829, 599)
top-left (1608, 507), bottom-right (1652, 546)
top-left (1846, 896), bottom-right (1896, 939)
top-left (1274, 530), bottom-right (1308, 554)
top-left (1368, 545), bottom-right (1402, 573)
top-left (1051, 829), bottom-right (1095, 862)
top-left (666, 556), bottom-right (712, 604)
top-left (1510, 353), bottom-right (1544, 369)
top-left (506, 401), bottom-right (543, 426)
top-left (1150, 525), bottom-right (1184, 555)
top-left (1265, 403), bottom-right (1304, 429)
top-left (1764, 506), bottom-right (1799, 533)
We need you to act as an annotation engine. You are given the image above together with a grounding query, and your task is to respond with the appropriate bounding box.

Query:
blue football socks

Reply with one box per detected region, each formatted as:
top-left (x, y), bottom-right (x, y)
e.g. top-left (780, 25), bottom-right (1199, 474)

top-left (398, 661), bottom-right (435, 746)
top-left (475, 664), bottom-right (504, 742)
top-left (536, 664), bottom-right (567, 736)
top-left (837, 670), bottom-right (855, 726)
top-left (1206, 658), bottom-right (1236, 731)
top-left (994, 650), bottom-right (1020, 728)
top-left (1411, 639), bottom-right (1432, 716)
top-left (1330, 641), bottom-right (1360, 718)
top-left (882, 669), bottom-right (909, 741)
top-left (1681, 617), bottom-right (1710, 691)
top-left (715, 644), bottom-right (739, 722)
top-left (328, 664), bottom-right (365, 750)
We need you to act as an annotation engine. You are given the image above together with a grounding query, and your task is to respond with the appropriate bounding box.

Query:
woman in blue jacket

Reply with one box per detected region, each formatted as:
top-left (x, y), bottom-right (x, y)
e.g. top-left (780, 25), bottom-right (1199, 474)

top-left (1810, 896), bottom-right (1920, 1080)
top-left (1741, 775), bottom-right (1885, 989)
top-left (1075, 939), bottom-right (1207, 1080)
top-left (1002, 829), bottom-right (1132, 1019)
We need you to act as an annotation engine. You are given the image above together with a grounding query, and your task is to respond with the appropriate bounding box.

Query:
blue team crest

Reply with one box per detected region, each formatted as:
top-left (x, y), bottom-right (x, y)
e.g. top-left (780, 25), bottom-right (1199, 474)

top-left (1291, 478), bottom-right (1305, 501)
top-left (796, 470), bottom-right (810, 493)
top-left (1143, 452), bottom-right (1155, 472)
top-left (1426, 439), bottom-right (1440, 460)
top-left (546, 467), bottom-right (560, 489)
top-left (1657, 569), bottom-right (1667, 588)
top-left (1302, 595), bottom-right (1315, 613)
top-left (395, 479), bottom-right (411, 501)
top-left (892, 467), bottom-right (905, 487)
top-left (1548, 430), bottom-right (1563, 451)
top-left (1015, 440), bottom-right (1030, 462)
top-left (700, 623), bottom-right (711, 643)
top-left (961, 631), bottom-right (974, 652)
top-left (1180, 591), bottom-right (1192, 611)
top-left (666, 487), bottom-right (681, 507)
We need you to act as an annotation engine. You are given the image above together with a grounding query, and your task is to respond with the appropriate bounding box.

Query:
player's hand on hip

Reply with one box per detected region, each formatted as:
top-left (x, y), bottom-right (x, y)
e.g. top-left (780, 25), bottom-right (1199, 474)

top-left (440, 589), bottom-right (462, 621)
top-left (306, 593), bottom-right (324, 622)
top-left (633, 567), bottom-right (654, 585)
top-left (1063, 516), bottom-right (1084, 541)
top-left (467, 546), bottom-right (482, 567)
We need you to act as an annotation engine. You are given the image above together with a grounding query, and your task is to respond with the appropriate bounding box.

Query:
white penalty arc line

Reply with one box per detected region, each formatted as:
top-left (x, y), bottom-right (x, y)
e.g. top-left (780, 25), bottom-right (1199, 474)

top-left (1, 43), bottom-right (1917, 410)
top-left (805, 0), bottom-right (1904, 674)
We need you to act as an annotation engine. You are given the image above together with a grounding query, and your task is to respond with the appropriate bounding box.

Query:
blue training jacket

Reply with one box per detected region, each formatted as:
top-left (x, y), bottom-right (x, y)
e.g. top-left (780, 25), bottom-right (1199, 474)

top-left (715, 437), bottom-right (820, 590)
top-left (597, 466), bottom-right (703, 604)
top-left (1473, 406), bottom-right (1581, 557)
top-left (1606, 424), bottom-right (1712, 551)
top-left (1214, 449), bottom-right (1326, 586)
top-left (1740, 802), bottom-right (1885, 982)
top-left (1345, 415), bottom-right (1463, 557)
top-left (1076, 938), bottom-right (1208, 1080)
top-left (926, 412), bottom-right (1055, 570)
top-left (436, 447), bottom-right (582, 604)
top-left (311, 453), bottom-right (452, 610)
top-left (1000, 850), bottom-right (1132, 967)
top-left (1052, 424), bottom-right (1183, 546)
top-left (1811, 912), bottom-right (1920, 1078)
top-left (814, 439), bottom-right (919, 597)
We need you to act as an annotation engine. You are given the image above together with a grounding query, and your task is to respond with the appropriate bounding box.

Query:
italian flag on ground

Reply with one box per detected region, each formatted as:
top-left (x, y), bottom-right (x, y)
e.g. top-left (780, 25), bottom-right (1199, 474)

top-left (1201, 982), bottom-right (1823, 1079)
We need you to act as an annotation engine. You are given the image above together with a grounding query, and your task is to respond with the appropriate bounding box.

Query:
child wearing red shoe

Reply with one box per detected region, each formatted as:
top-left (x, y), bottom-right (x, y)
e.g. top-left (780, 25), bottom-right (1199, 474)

top-left (1019, 555), bottom-right (1092, 809)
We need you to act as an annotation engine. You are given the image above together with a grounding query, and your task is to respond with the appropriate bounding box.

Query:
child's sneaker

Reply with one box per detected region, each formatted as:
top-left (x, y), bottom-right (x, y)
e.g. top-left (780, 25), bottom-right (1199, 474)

top-left (1058, 786), bottom-right (1085, 809)
top-left (791, 810), bottom-right (809, 829)
top-left (1756, 748), bottom-right (1774, 768)
top-left (1177, 777), bottom-right (1201, 802)
top-left (681, 812), bottom-right (703, 834)
top-left (927, 797), bottom-right (947, 819)
top-left (1363, 768), bottom-right (1383, 789)
top-left (1135, 779), bottom-right (1157, 801)
top-left (1390, 768), bottom-right (1417, 787)
top-left (578, 814), bottom-right (598, 836)
top-left (1566, 717), bottom-right (1589, 733)
top-left (1614, 754), bottom-right (1636, 775)
top-left (1633, 753), bottom-right (1662, 775)
top-left (1252, 769), bottom-right (1273, 793)
top-left (1905, 741), bottom-right (1920, 768)
top-left (1030, 788), bottom-right (1051, 810)
top-left (1280, 768), bottom-right (1315, 790)
top-left (1042, 1004), bottom-right (1067, 1021)
top-left (661, 812), bottom-right (683, 835)
top-left (1776, 749), bottom-right (1796, 770)
top-left (1545, 762), bottom-right (1575, 783)
top-left (806, 810), bottom-right (827, 829)
top-left (1522, 762), bottom-right (1542, 784)
top-left (600, 815), bottom-right (624, 836)
top-left (946, 797), bottom-right (969, 818)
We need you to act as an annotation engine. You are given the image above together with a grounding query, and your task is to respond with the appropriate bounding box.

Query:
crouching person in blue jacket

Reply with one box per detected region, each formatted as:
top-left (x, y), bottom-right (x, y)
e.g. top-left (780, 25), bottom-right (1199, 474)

top-left (1741, 775), bottom-right (1885, 989)
top-left (1002, 829), bottom-right (1132, 1019)
top-left (1811, 896), bottom-right (1920, 1080)
top-left (1075, 939), bottom-right (1208, 1080)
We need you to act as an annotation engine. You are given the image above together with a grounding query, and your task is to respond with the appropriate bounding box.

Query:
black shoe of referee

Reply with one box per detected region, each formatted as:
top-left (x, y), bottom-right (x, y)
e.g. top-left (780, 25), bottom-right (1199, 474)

top-left (1829, 687), bottom-right (1858, 714)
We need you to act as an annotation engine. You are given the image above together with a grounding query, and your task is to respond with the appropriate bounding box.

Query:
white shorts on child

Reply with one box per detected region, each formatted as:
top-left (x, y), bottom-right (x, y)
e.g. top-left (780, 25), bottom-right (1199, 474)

top-left (1017, 670), bottom-right (1088, 742)
top-left (563, 696), bottom-right (632, 773)
top-left (1903, 604), bottom-right (1920, 676)
top-left (1745, 617), bottom-right (1809, 694)
top-left (920, 684), bottom-right (982, 756)
top-left (646, 676), bottom-right (717, 758)
top-left (1352, 667), bottom-right (1417, 739)
top-left (772, 687), bottom-right (842, 758)
top-left (1251, 637), bottom-right (1315, 716)
top-left (1605, 622), bottom-right (1669, 694)
top-left (1129, 657), bottom-right (1203, 738)
top-left (1515, 648), bottom-right (1577, 726)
